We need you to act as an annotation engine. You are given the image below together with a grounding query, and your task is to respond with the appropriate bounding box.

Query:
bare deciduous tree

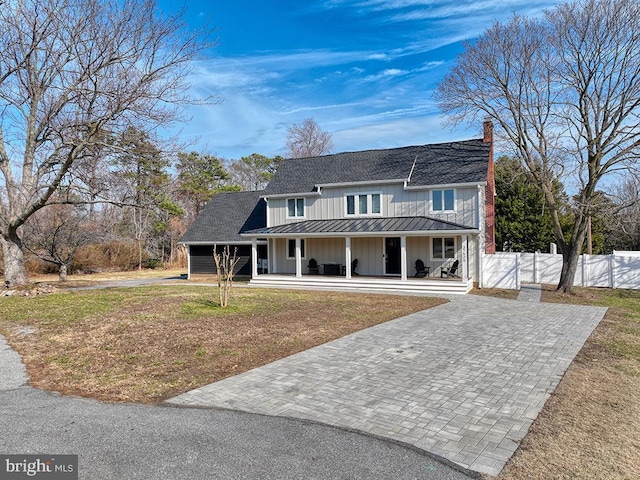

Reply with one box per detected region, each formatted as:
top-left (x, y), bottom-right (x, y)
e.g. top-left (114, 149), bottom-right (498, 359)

top-left (0, 0), bottom-right (212, 287)
top-left (436, 0), bottom-right (640, 292)
top-left (285, 118), bottom-right (334, 158)
top-left (22, 203), bottom-right (96, 281)
top-left (610, 178), bottom-right (640, 251)
top-left (212, 245), bottom-right (239, 308)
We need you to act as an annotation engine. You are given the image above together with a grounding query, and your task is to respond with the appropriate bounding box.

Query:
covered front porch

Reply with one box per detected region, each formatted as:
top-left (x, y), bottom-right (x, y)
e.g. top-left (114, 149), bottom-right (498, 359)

top-left (243, 216), bottom-right (480, 295)
top-left (247, 273), bottom-right (473, 295)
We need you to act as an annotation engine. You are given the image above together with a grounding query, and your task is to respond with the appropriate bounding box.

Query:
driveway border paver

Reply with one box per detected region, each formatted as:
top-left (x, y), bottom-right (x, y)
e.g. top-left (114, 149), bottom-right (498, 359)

top-left (517, 284), bottom-right (542, 302)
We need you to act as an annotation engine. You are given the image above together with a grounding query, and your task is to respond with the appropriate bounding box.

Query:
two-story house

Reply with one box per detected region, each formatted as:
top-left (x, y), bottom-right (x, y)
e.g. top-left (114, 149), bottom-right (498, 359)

top-left (181, 121), bottom-right (495, 294)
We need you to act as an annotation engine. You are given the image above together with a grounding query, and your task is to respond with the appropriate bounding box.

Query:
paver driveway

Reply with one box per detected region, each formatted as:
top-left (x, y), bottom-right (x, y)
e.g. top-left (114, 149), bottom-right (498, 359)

top-left (0, 333), bottom-right (471, 479)
top-left (168, 295), bottom-right (607, 476)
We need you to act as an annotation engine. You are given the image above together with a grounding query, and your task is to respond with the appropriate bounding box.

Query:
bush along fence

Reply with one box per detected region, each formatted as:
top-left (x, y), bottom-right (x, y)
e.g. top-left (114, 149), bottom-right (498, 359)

top-left (480, 251), bottom-right (640, 290)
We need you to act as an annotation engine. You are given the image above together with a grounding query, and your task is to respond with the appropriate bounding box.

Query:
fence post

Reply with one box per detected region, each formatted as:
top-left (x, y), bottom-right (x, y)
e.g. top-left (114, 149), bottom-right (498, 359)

top-left (479, 252), bottom-right (485, 289)
top-left (610, 253), bottom-right (616, 289)
top-left (581, 255), bottom-right (586, 287)
top-left (533, 251), bottom-right (538, 284)
top-left (516, 253), bottom-right (521, 290)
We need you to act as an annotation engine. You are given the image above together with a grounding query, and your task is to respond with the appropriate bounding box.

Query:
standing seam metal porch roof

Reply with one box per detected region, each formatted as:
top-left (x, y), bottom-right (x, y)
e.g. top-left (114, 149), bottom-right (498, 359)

top-left (243, 216), bottom-right (477, 236)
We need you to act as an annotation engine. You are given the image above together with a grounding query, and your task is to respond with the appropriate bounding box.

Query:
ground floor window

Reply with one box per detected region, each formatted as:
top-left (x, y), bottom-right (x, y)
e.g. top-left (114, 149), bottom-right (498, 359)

top-left (432, 237), bottom-right (455, 259)
top-left (287, 239), bottom-right (306, 259)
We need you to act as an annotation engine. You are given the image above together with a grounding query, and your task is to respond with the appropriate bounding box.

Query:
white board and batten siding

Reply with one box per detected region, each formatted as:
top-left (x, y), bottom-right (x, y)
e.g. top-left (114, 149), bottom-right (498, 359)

top-left (270, 235), bottom-right (476, 280)
top-left (268, 184), bottom-right (480, 228)
top-left (390, 187), bottom-right (478, 227)
top-left (266, 183), bottom-right (481, 280)
top-left (272, 236), bottom-right (388, 276)
top-left (271, 237), bottom-right (347, 275)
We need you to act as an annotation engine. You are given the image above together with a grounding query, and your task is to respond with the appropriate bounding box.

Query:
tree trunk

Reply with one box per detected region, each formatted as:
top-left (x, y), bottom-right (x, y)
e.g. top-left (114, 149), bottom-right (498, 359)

top-left (556, 211), bottom-right (590, 293)
top-left (59, 264), bottom-right (68, 282)
top-left (1, 231), bottom-right (29, 287)
top-left (557, 246), bottom-right (582, 292)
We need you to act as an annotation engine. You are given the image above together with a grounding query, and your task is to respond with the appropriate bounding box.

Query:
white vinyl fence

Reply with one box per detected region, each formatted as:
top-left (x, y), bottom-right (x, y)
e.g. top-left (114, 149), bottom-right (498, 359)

top-left (480, 251), bottom-right (640, 290)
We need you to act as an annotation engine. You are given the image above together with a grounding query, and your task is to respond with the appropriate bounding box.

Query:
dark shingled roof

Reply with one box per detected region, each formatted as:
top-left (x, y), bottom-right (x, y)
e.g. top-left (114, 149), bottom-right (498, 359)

top-left (244, 216), bottom-right (475, 237)
top-left (180, 191), bottom-right (266, 244)
top-left (264, 139), bottom-right (490, 195)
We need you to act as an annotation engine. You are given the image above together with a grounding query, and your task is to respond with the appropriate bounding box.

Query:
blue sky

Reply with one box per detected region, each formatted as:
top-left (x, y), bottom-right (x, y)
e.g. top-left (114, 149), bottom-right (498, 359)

top-left (157, 1), bottom-right (558, 160)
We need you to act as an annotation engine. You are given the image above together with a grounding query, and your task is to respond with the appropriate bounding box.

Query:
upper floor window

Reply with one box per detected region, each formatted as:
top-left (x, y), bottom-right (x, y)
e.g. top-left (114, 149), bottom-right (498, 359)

top-left (346, 193), bottom-right (381, 216)
top-left (287, 198), bottom-right (305, 218)
top-left (432, 189), bottom-right (455, 212)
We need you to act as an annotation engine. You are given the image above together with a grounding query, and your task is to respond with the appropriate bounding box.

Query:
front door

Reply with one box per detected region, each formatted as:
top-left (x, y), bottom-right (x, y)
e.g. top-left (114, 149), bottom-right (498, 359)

top-left (385, 237), bottom-right (401, 275)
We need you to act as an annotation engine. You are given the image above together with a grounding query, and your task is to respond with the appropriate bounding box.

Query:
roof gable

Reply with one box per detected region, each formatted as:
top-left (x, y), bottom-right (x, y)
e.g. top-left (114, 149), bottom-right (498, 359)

top-left (408, 140), bottom-right (490, 187)
top-left (264, 139), bottom-right (490, 195)
top-left (180, 191), bottom-right (266, 244)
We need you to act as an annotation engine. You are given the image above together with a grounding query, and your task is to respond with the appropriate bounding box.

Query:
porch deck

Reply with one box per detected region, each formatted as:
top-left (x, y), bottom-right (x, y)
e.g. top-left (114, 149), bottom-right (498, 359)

top-left (248, 274), bottom-right (473, 295)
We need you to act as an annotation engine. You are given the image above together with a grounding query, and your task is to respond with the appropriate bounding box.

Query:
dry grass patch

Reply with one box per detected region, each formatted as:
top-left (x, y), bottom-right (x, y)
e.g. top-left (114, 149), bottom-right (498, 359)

top-left (495, 287), bottom-right (640, 480)
top-left (470, 286), bottom-right (519, 300)
top-left (28, 268), bottom-right (185, 288)
top-left (0, 286), bottom-right (443, 403)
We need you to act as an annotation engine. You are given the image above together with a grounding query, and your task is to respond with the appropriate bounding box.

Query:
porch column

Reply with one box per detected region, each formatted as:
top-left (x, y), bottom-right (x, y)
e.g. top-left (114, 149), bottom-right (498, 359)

top-left (345, 237), bottom-right (352, 279)
top-left (251, 238), bottom-right (258, 278)
top-left (400, 236), bottom-right (407, 281)
top-left (186, 245), bottom-right (191, 280)
top-left (271, 238), bottom-right (277, 274)
top-left (295, 238), bottom-right (302, 277)
top-left (461, 235), bottom-right (468, 280)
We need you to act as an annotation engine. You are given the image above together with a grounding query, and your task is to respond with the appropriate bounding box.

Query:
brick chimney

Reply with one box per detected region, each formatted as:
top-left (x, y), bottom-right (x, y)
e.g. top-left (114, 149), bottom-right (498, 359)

top-left (483, 118), bottom-right (496, 254)
top-left (483, 118), bottom-right (493, 143)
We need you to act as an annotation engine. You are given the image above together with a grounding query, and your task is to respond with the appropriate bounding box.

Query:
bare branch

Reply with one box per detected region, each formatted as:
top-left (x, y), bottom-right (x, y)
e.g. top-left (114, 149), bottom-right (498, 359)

top-left (285, 118), bottom-right (334, 158)
top-left (0, 0), bottom-right (215, 286)
top-left (436, 0), bottom-right (640, 291)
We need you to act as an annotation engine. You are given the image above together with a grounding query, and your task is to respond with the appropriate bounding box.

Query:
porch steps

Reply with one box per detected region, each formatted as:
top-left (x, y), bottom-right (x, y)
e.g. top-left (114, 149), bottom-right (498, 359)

top-left (247, 275), bottom-right (472, 295)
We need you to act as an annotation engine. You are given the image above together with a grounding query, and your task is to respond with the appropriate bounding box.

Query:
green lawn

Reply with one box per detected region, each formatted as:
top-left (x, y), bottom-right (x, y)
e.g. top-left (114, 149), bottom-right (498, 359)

top-left (0, 285), bottom-right (443, 403)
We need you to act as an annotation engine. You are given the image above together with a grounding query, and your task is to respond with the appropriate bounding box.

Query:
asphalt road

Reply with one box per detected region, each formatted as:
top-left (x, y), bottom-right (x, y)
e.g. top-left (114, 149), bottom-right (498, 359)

top-left (0, 386), bottom-right (475, 480)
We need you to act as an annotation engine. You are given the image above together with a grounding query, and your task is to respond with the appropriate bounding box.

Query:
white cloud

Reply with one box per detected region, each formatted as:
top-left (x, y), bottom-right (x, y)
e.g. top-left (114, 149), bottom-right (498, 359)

top-left (319, 0), bottom-right (558, 49)
top-left (181, 49), bottom-right (454, 158)
top-left (363, 68), bottom-right (408, 81)
top-left (330, 115), bottom-right (476, 153)
top-left (367, 53), bottom-right (391, 61)
top-left (282, 102), bottom-right (364, 115)
top-left (336, 0), bottom-right (556, 17)
top-left (171, 1), bottom-right (560, 158)
top-left (382, 68), bottom-right (406, 76)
